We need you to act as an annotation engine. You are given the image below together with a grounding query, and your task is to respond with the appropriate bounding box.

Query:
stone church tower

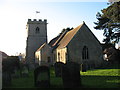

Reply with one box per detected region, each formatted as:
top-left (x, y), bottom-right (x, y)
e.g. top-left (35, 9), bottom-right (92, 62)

top-left (26, 19), bottom-right (47, 69)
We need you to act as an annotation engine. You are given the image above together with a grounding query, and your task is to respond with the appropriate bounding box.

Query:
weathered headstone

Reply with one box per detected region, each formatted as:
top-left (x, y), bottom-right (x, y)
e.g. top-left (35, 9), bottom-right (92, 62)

top-left (62, 62), bottom-right (81, 88)
top-left (54, 62), bottom-right (64, 77)
top-left (34, 66), bottom-right (50, 88)
top-left (2, 71), bottom-right (12, 87)
top-left (81, 63), bottom-right (87, 72)
top-left (11, 67), bottom-right (20, 78)
top-left (21, 65), bottom-right (29, 77)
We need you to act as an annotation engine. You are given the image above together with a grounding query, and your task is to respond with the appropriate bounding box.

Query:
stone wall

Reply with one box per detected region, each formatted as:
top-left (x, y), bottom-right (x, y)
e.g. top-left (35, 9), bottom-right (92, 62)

top-left (67, 24), bottom-right (103, 69)
top-left (26, 19), bottom-right (48, 69)
top-left (56, 48), bottom-right (67, 64)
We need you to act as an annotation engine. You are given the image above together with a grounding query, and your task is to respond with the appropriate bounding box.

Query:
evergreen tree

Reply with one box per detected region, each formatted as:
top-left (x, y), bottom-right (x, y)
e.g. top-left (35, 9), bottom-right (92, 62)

top-left (94, 1), bottom-right (120, 44)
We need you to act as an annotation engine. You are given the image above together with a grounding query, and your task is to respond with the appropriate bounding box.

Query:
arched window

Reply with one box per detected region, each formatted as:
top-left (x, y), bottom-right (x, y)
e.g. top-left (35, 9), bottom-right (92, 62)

top-left (35, 27), bottom-right (40, 34)
top-left (82, 46), bottom-right (89, 60)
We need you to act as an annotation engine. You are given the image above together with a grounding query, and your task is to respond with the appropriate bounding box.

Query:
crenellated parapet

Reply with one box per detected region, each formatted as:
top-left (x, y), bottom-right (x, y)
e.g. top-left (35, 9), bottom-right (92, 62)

top-left (27, 19), bottom-right (47, 24)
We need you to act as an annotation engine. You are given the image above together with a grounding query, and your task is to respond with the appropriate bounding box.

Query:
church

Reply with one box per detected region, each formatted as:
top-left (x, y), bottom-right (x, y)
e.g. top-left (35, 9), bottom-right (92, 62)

top-left (26, 19), bottom-right (103, 70)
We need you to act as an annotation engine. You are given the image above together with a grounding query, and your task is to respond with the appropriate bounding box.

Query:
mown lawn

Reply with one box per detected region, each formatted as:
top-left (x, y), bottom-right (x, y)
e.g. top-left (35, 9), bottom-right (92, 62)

top-left (3, 66), bottom-right (120, 88)
top-left (80, 69), bottom-right (120, 88)
top-left (6, 67), bottom-right (63, 88)
top-left (10, 70), bottom-right (34, 88)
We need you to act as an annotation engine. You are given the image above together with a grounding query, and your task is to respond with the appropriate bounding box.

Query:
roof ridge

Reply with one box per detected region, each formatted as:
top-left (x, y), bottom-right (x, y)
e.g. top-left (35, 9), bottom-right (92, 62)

top-left (56, 23), bottom-right (84, 49)
top-left (52, 30), bottom-right (68, 47)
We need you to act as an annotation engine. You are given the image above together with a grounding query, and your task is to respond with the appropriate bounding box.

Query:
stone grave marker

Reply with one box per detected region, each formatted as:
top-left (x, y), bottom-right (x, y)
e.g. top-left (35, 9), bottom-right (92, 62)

top-left (20, 65), bottom-right (29, 77)
top-left (81, 63), bottom-right (87, 72)
top-left (34, 66), bottom-right (50, 88)
top-left (11, 67), bottom-right (20, 78)
top-left (54, 62), bottom-right (64, 77)
top-left (62, 62), bottom-right (81, 88)
top-left (2, 71), bottom-right (12, 87)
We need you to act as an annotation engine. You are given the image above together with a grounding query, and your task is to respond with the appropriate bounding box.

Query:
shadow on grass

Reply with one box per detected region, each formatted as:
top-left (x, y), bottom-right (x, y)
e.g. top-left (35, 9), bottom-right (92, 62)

top-left (100, 62), bottom-right (120, 69)
top-left (2, 75), bottom-right (120, 89)
top-left (81, 75), bottom-right (120, 88)
top-left (2, 66), bottom-right (120, 89)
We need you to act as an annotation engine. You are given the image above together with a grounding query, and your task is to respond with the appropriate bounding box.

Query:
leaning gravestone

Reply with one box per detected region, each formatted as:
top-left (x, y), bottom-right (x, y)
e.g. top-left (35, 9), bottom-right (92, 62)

top-left (54, 62), bottom-right (64, 77)
top-left (62, 62), bottom-right (81, 88)
top-left (34, 66), bottom-right (50, 88)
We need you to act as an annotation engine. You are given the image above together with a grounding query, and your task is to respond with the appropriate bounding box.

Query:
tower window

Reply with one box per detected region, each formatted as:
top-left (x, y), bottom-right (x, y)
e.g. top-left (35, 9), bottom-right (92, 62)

top-left (36, 27), bottom-right (40, 34)
top-left (82, 46), bottom-right (89, 60)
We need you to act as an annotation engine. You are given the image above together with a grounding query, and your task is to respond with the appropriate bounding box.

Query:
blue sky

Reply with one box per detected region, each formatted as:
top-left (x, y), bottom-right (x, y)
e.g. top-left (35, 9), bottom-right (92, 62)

top-left (0, 0), bottom-right (112, 55)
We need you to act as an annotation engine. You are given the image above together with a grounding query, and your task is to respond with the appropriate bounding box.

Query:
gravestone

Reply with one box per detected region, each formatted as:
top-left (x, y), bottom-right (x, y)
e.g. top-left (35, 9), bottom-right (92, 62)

top-left (81, 63), bottom-right (87, 72)
top-left (34, 66), bottom-right (50, 88)
top-left (20, 65), bottom-right (29, 77)
top-left (62, 62), bottom-right (81, 88)
top-left (2, 71), bottom-right (12, 87)
top-left (54, 62), bottom-right (64, 77)
top-left (11, 67), bottom-right (20, 78)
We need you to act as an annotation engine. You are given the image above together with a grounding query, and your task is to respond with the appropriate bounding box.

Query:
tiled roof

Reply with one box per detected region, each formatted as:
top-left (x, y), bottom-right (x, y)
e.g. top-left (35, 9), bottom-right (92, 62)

top-left (50, 22), bottom-right (101, 50)
top-left (0, 51), bottom-right (8, 59)
top-left (36, 43), bottom-right (46, 52)
top-left (48, 36), bottom-right (60, 47)
top-left (48, 29), bottom-right (68, 47)
top-left (57, 23), bottom-right (84, 49)
top-left (52, 30), bottom-right (68, 47)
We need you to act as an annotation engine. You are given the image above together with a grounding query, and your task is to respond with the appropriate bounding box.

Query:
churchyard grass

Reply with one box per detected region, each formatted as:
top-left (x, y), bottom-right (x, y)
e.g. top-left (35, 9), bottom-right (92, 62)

top-left (81, 69), bottom-right (120, 88)
top-left (4, 66), bottom-right (120, 88)
top-left (81, 69), bottom-right (120, 76)
top-left (11, 70), bottom-right (34, 88)
top-left (9, 67), bottom-right (63, 88)
top-left (50, 67), bottom-right (63, 88)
